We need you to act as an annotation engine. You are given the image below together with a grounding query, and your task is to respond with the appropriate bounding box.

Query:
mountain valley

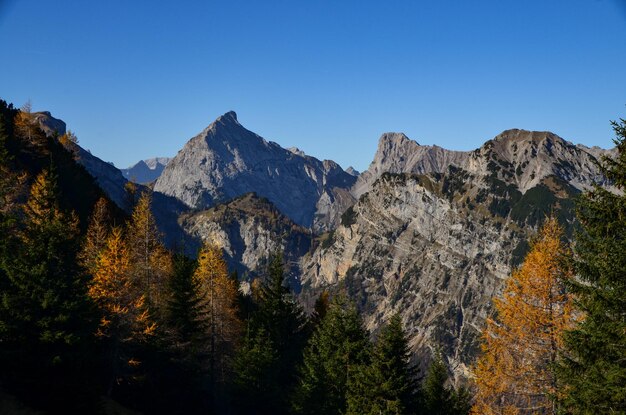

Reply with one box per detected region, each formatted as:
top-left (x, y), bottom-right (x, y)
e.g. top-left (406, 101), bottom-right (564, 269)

top-left (32, 108), bottom-right (614, 382)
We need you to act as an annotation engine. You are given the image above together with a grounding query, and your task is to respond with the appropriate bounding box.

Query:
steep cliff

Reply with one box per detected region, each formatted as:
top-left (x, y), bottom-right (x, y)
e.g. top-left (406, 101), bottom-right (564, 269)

top-left (154, 111), bottom-right (356, 231)
top-left (301, 168), bottom-right (580, 382)
top-left (180, 193), bottom-right (312, 289)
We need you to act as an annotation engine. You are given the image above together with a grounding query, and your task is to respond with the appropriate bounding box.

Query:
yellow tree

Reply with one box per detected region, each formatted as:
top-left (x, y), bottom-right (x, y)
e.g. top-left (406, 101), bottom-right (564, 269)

top-left (194, 241), bottom-right (241, 388)
top-left (88, 227), bottom-right (155, 396)
top-left (125, 191), bottom-right (172, 320)
top-left (58, 130), bottom-right (79, 158)
top-left (79, 197), bottom-right (111, 275)
top-left (13, 100), bottom-right (44, 146)
top-left (472, 217), bottom-right (575, 415)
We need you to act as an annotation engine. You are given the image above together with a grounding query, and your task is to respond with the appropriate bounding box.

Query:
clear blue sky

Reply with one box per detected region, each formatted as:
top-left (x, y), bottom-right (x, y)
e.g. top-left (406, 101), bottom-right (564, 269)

top-left (1, 1), bottom-right (625, 171)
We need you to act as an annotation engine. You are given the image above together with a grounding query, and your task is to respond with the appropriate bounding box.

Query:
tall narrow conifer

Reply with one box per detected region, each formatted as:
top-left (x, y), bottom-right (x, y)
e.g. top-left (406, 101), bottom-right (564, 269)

top-left (126, 191), bottom-right (172, 320)
top-left (558, 118), bottom-right (626, 413)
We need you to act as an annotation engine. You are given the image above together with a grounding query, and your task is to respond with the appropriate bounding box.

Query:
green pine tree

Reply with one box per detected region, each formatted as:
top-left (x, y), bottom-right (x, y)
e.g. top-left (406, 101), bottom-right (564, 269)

top-left (558, 118), bottom-right (626, 414)
top-left (233, 252), bottom-right (306, 414)
top-left (0, 168), bottom-right (97, 410)
top-left (232, 327), bottom-right (278, 414)
top-left (0, 115), bottom-right (20, 292)
top-left (293, 295), bottom-right (371, 415)
top-left (167, 252), bottom-right (206, 355)
top-left (422, 351), bottom-right (470, 415)
top-left (256, 252), bottom-right (306, 353)
top-left (347, 314), bottom-right (418, 415)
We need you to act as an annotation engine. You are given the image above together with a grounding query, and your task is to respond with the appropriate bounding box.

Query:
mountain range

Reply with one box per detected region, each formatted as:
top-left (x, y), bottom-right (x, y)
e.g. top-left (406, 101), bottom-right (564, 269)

top-left (122, 157), bottom-right (171, 184)
top-left (34, 110), bottom-right (615, 381)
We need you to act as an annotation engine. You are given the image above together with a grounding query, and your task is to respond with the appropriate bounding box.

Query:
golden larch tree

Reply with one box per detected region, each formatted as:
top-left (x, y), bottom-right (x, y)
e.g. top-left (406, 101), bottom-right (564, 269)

top-left (79, 197), bottom-right (111, 274)
top-left (14, 100), bottom-right (36, 143)
top-left (58, 130), bottom-right (79, 158)
top-left (472, 217), bottom-right (576, 415)
top-left (125, 191), bottom-right (172, 320)
top-left (194, 240), bottom-right (241, 386)
top-left (88, 226), bottom-right (155, 395)
top-left (14, 100), bottom-right (46, 147)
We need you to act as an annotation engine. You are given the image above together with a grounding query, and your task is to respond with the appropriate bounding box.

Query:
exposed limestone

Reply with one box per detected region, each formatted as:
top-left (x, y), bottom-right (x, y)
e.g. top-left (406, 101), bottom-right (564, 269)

top-left (301, 170), bottom-right (580, 383)
top-left (352, 132), bottom-right (469, 198)
top-left (154, 111), bottom-right (356, 231)
top-left (180, 193), bottom-right (311, 289)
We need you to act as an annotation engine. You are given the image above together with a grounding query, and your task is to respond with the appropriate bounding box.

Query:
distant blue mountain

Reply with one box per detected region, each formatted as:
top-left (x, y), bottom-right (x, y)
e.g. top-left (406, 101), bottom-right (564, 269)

top-left (122, 157), bottom-right (171, 184)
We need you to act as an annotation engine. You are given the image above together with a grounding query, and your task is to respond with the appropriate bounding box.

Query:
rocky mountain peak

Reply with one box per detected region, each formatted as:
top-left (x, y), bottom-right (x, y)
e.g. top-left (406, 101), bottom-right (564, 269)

top-left (122, 157), bottom-right (172, 184)
top-left (352, 132), bottom-right (469, 198)
top-left (493, 128), bottom-right (560, 143)
top-left (32, 111), bottom-right (129, 208)
top-left (215, 110), bottom-right (238, 124)
top-left (378, 131), bottom-right (415, 146)
top-left (288, 147), bottom-right (307, 157)
top-left (33, 111), bottom-right (66, 137)
top-left (154, 112), bottom-right (357, 230)
top-left (463, 128), bottom-right (609, 192)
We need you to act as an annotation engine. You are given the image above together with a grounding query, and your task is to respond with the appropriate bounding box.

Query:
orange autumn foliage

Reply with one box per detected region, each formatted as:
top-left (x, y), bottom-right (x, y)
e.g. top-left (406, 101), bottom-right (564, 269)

top-left (126, 191), bottom-right (172, 319)
top-left (14, 101), bottom-right (37, 144)
top-left (194, 241), bottom-right (241, 382)
top-left (79, 197), bottom-right (111, 274)
top-left (88, 227), bottom-right (155, 342)
top-left (471, 218), bottom-right (575, 415)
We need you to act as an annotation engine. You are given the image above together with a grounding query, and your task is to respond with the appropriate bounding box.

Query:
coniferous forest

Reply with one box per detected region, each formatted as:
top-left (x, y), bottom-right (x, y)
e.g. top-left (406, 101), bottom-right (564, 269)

top-left (0, 97), bottom-right (625, 415)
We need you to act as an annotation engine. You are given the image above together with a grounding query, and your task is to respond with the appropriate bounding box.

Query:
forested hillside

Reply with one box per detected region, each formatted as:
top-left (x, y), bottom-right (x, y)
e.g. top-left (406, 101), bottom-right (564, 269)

top-left (0, 101), bottom-right (468, 414)
top-left (0, 99), bottom-right (624, 414)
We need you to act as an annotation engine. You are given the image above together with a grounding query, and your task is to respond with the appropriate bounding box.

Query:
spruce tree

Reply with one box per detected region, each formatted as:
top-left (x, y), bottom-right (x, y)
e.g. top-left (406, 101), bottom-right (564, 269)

top-left (347, 314), bottom-right (418, 415)
top-left (0, 116), bottom-right (20, 309)
top-left (0, 169), bottom-right (97, 410)
top-left (167, 252), bottom-right (203, 350)
top-left (232, 327), bottom-right (278, 414)
top-left (558, 118), bottom-right (626, 413)
top-left (233, 252), bottom-right (306, 414)
top-left (293, 295), bottom-right (371, 415)
top-left (423, 352), bottom-right (470, 415)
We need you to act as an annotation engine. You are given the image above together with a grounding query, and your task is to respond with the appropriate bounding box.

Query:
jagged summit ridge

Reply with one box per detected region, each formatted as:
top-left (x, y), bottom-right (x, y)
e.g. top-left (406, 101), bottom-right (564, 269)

top-left (353, 128), bottom-right (612, 198)
top-left (218, 110), bottom-right (238, 123)
top-left (465, 128), bottom-right (610, 192)
top-left (33, 111), bottom-right (129, 208)
top-left (122, 157), bottom-right (171, 184)
top-left (352, 131), bottom-right (469, 197)
top-left (154, 112), bottom-right (357, 230)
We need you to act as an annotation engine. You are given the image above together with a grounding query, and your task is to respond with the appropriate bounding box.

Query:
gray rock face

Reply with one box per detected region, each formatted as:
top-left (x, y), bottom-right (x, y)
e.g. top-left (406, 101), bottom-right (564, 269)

top-left (576, 143), bottom-right (618, 162)
top-left (352, 132), bottom-right (469, 198)
top-left (301, 128), bottom-right (614, 382)
top-left (180, 193), bottom-right (311, 289)
top-left (463, 129), bottom-right (610, 192)
top-left (33, 111), bottom-right (67, 137)
top-left (154, 111), bottom-right (356, 231)
top-left (33, 111), bottom-right (130, 210)
top-left (345, 166), bottom-right (360, 177)
top-left (354, 129), bottom-right (611, 199)
top-left (301, 169), bottom-right (580, 383)
top-left (73, 147), bottom-right (130, 209)
top-left (122, 157), bottom-right (172, 184)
